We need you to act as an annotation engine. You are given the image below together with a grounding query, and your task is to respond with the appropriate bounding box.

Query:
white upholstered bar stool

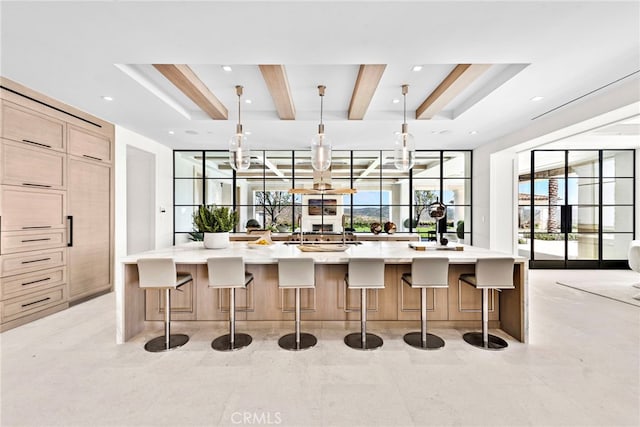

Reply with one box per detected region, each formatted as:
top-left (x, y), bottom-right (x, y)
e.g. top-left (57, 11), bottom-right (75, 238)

top-left (137, 258), bottom-right (192, 352)
top-left (460, 257), bottom-right (515, 350)
top-left (207, 257), bottom-right (254, 351)
top-left (344, 258), bottom-right (385, 350)
top-left (628, 240), bottom-right (640, 300)
top-left (277, 258), bottom-right (317, 351)
top-left (401, 257), bottom-right (449, 350)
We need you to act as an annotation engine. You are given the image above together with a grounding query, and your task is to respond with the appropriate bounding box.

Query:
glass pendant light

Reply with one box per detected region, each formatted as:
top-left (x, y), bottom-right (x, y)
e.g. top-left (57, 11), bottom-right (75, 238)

top-left (394, 84), bottom-right (415, 171)
top-left (229, 85), bottom-right (251, 171)
top-left (311, 85), bottom-right (332, 171)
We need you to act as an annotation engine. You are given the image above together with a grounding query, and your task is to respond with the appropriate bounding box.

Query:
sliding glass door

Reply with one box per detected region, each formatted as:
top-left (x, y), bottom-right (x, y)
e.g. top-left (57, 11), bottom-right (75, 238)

top-left (520, 149), bottom-right (635, 269)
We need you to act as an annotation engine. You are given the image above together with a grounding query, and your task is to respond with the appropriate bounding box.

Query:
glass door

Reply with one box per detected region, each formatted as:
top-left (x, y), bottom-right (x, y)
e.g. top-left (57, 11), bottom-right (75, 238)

top-left (522, 149), bottom-right (635, 269)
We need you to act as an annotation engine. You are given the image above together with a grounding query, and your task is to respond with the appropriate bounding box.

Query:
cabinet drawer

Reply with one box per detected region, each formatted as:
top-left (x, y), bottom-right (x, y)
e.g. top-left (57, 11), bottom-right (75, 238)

top-left (1, 101), bottom-right (65, 152)
top-left (0, 186), bottom-right (66, 231)
top-left (1, 229), bottom-right (66, 254)
top-left (68, 126), bottom-right (111, 163)
top-left (1, 266), bottom-right (66, 299)
top-left (0, 248), bottom-right (66, 278)
top-left (1, 284), bottom-right (67, 323)
top-left (0, 139), bottom-right (66, 189)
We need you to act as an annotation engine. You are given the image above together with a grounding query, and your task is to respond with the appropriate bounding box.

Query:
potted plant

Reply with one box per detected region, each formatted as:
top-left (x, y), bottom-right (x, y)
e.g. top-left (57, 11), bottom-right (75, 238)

top-left (456, 220), bottom-right (465, 243)
top-left (193, 205), bottom-right (239, 249)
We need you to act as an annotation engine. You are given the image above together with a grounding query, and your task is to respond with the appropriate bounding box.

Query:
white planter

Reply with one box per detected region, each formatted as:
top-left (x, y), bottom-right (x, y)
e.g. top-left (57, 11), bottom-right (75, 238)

top-left (203, 232), bottom-right (230, 249)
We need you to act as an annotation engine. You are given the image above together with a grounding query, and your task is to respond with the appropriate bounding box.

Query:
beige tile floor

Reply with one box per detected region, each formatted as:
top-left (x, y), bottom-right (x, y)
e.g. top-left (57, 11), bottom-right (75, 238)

top-left (1, 269), bottom-right (639, 426)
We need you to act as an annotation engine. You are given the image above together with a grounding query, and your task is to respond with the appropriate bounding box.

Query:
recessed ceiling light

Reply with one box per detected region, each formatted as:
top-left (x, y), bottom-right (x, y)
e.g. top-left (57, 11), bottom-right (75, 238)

top-left (393, 131), bottom-right (401, 135)
top-left (101, 96), bottom-right (113, 101)
top-left (530, 96), bottom-right (544, 102)
top-left (412, 65), bottom-right (423, 72)
top-left (245, 131), bottom-right (252, 135)
top-left (168, 130), bottom-right (175, 135)
top-left (245, 99), bottom-right (252, 104)
top-left (469, 130), bottom-right (478, 135)
top-left (392, 99), bottom-right (400, 104)
top-left (222, 65), bottom-right (232, 72)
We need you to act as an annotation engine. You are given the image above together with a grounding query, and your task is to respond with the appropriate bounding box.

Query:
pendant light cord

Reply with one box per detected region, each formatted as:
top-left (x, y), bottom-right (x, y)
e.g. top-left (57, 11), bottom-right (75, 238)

top-left (403, 90), bottom-right (407, 125)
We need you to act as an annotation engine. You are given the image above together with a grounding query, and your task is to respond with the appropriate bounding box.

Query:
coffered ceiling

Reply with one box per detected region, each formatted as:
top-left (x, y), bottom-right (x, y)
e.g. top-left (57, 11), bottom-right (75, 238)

top-left (1, 1), bottom-right (639, 152)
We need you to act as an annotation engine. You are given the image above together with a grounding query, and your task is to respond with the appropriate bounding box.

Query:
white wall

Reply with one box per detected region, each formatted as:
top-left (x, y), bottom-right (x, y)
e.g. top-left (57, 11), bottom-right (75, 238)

top-left (114, 126), bottom-right (173, 288)
top-left (473, 77), bottom-right (640, 251)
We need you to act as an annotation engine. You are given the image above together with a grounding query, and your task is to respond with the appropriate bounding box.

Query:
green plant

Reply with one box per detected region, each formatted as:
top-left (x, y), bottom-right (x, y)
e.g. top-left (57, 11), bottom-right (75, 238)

top-left (187, 231), bottom-right (203, 241)
top-left (193, 205), bottom-right (239, 233)
top-left (456, 220), bottom-right (464, 239)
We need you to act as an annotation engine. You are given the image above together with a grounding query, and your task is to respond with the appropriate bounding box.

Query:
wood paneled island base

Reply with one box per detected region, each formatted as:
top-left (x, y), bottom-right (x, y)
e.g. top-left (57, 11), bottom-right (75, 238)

top-left (118, 242), bottom-right (527, 344)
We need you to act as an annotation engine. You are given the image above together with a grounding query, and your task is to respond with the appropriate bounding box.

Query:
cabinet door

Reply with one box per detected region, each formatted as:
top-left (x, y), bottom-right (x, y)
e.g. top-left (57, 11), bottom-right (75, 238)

top-left (68, 126), bottom-right (112, 163)
top-left (0, 139), bottom-right (66, 189)
top-left (1, 101), bottom-right (65, 152)
top-left (0, 186), bottom-right (66, 231)
top-left (68, 158), bottom-right (111, 300)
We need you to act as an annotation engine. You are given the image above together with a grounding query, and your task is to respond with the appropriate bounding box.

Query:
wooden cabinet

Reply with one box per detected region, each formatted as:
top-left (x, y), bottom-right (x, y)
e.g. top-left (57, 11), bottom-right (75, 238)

top-left (67, 157), bottom-right (112, 301)
top-left (68, 126), bottom-right (112, 163)
top-left (0, 186), bottom-right (66, 231)
top-left (0, 77), bottom-right (114, 330)
top-left (0, 266), bottom-right (66, 299)
top-left (1, 229), bottom-right (67, 254)
top-left (1, 101), bottom-right (65, 152)
top-left (0, 248), bottom-right (66, 277)
top-left (0, 139), bottom-right (66, 189)
top-left (1, 284), bottom-right (67, 323)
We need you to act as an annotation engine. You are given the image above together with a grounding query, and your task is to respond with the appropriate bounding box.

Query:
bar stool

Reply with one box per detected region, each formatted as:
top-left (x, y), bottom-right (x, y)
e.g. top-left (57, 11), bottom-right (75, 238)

top-left (344, 258), bottom-right (385, 350)
top-left (207, 257), bottom-right (254, 351)
top-left (137, 258), bottom-right (192, 352)
top-left (401, 257), bottom-right (449, 350)
top-left (460, 257), bottom-right (515, 350)
top-left (277, 258), bottom-right (317, 351)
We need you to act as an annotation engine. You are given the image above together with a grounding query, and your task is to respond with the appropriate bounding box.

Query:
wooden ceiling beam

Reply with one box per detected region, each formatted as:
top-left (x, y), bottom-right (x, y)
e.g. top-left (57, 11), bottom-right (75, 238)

top-left (153, 64), bottom-right (228, 120)
top-left (259, 65), bottom-right (296, 120)
top-left (348, 64), bottom-right (387, 120)
top-left (416, 64), bottom-right (491, 120)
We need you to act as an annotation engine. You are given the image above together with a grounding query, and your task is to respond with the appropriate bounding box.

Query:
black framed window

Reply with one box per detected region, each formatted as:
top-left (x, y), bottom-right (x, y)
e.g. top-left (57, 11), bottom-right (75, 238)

top-left (173, 149), bottom-right (472, 244)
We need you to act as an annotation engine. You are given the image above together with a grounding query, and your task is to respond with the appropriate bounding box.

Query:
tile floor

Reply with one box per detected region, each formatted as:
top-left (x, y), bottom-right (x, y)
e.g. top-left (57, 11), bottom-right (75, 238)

top-left (1, 270), bottom-right (639, 426)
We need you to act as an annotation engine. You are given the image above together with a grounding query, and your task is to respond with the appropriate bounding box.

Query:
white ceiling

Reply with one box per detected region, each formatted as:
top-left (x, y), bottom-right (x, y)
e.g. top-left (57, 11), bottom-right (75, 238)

top-left (1, 1), bottom-right (639, 152)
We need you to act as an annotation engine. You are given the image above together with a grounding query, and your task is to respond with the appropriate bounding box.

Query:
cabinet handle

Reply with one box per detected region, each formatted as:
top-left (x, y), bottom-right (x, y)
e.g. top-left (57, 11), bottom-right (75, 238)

top-left (21, 297), bottom-right (51, 308)
top-left (22, 226), bottom-right (51, 230)
top-left (22, 139), bottom-right (52, 149)
top-left (67, 216), bottom-right (73, 247)
top-left (82, 154), bottom-right (102, 161)
top-left (22, 277), bottom-right (51, 286)
top-left (21, 257), bottom-right (51, 264)
top-left (21, 238), bottom-right (52, 243)
top-left (22, 183), bottom-right (52, 188)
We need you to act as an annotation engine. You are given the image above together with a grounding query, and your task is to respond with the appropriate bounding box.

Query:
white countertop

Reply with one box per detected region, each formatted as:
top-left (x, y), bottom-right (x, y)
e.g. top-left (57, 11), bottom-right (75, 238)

top-left (121, 241), bottom-right (525, 265)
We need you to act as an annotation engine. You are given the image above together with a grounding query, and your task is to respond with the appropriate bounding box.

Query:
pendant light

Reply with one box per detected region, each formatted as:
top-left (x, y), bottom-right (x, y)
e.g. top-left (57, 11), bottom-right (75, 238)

top-left (311, 85), bottom-right (332, 171)
top-left (229, 85), bottom-right (250, 171)
top-left (394, 84), bottom-right (415, 171)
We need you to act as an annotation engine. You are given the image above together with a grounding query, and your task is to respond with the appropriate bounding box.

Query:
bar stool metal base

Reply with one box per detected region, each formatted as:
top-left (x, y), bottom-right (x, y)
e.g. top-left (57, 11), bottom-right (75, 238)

top-left (212, 333), bottom-right (252, 351)
top-left (144, 334), bottom-right (189, 352)
top-left (344, 332), bottom-right (383, 350)
top-left (403, 332), bottom-right (445, 350)
top-left (278, 333), bottom-right (317, 351)
top-left (463, 332), bottom-right (508, 350)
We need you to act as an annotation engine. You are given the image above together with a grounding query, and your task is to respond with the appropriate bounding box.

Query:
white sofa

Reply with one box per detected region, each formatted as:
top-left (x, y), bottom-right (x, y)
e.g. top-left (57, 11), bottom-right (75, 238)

top-left (628, 240), bottom-right (640, 300)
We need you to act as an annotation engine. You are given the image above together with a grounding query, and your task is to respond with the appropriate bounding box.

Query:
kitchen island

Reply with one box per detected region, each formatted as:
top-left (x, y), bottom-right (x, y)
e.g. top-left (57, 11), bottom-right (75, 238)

top-left (118, 242), bottom-right (527, 344)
